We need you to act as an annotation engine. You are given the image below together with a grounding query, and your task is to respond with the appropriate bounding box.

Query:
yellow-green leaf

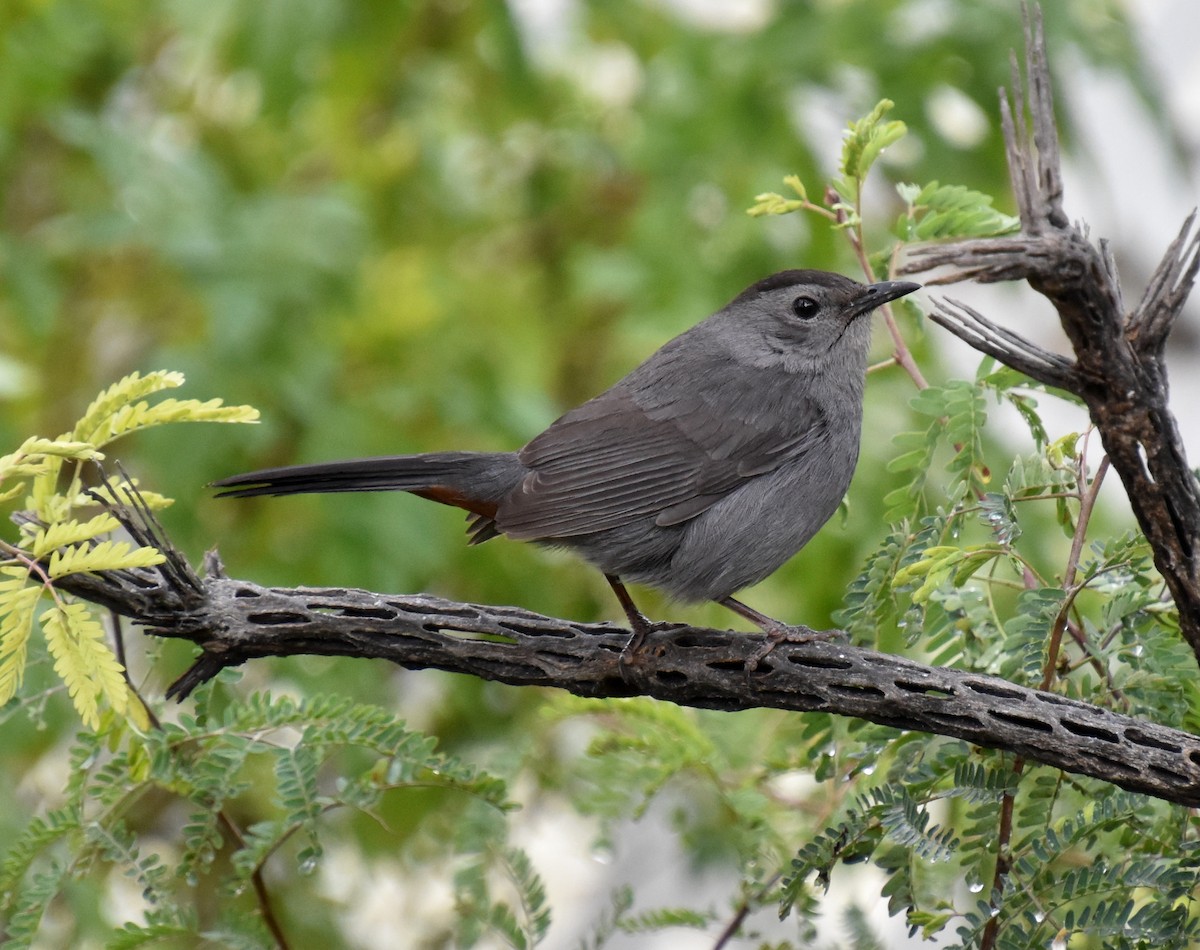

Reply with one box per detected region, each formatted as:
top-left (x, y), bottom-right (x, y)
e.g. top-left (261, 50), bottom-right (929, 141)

top-left (47, 540), bottom-right (165, 579)
top-left (71, 370), bottom-right (186, 444)
top-left (840, 99), bottom-right (907, 182)
top-left (747, 191), bottom-right (806, 217)
top-left (31, 513), bottom-right (122, 558)
top-left (42, 602), bottom-right (127, 730)
top-left (893, 546), bottom-right (962, 586)
top-left (0, 585), bottom-right (43, 706)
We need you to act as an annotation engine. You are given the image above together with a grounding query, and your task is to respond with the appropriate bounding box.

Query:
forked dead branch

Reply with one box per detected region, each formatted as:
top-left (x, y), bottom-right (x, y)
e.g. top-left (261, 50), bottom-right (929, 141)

top-left (904, 9), bottom-right (1200, 661)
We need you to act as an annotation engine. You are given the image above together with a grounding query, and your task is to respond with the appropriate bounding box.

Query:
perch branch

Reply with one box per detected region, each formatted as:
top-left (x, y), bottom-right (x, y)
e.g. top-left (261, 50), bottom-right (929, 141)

top-left (48, 496), bottom-right (1200, 809)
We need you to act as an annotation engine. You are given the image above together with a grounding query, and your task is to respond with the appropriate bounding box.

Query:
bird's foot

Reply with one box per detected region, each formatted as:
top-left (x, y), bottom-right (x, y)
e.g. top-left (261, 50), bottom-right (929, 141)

top-left (745, 624), bottom-right (845, 672)
top-left (605, 574), bottom-right (684, 666)
top-left (715, 596), bottom-right (846, 671)
top-left (619, 617), bottom-right (685, 664)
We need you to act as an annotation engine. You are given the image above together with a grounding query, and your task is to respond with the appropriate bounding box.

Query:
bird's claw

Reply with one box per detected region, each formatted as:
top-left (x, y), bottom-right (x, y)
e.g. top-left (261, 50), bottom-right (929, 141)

top-left (745, 624), bottom-right (845, 672)
top-left (620, 619), bottom-right (686, 664)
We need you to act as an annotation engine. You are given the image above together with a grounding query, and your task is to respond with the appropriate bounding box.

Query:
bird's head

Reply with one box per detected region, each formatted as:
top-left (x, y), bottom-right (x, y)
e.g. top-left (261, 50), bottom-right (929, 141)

top-left (720, 269), bottom-right (921, 373)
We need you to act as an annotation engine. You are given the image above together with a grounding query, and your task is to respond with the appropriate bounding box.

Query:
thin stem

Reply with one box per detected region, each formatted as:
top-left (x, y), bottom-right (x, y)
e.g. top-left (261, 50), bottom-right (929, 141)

top-left (980, 757), bottom-right (1022, 950)
top-left (1041, 454), bottom-right (1110, 692)
top-left (800, 180), bottom-right (929, 390)
top-left (985, 452), bottom-right (1112, 949)
top-left (713, 872), bottom-right (783, 949)
top-left (881, 306), bottom-right (929, 389)
top-left (845, 202), bottom-right (929, 391)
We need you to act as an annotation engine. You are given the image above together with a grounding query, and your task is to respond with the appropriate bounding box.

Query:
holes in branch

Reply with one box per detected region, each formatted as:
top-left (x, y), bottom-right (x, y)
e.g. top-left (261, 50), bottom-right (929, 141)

top-left (246, 611), bottom-right (310, 625)
top-left (965, 680), bottom-right (1026, 701)
top-left (1060, 719), bottom-right (1120, 744)
top-left (893, 679), bottom-right (955, 698)
top-left (497, 620), bottom-right (576, 639)
top-left (1149, 765), bottom-right (1194, 786)
top-left (829, 683), bottom-right (886, 699)
top-left (1032, 693), bottom-right (1073, 706)
top-left (988, 709), bottom-right (1054, 733)
top-left (785, 654), bottom-right (854, 671)
top-left (435, 628), bottom-right (517, 645)
top-left (1123, 727), bottom-right (1183, 754)
top-left (755, 689), bottom-right (829, 709)
top-left (323, 605), bottom-right (398, 620)
top-left (925, 710), bottom-right (986, 730)
top-left (706, 659), bottom-right (749, 673)
top-left (388, 601), bottom-right (481, 620)
top-left (1088, 755), bottom-right (1139, 778)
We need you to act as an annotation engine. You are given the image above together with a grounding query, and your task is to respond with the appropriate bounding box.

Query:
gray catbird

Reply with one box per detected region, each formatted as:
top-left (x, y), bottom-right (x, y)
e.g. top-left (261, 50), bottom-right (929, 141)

top-left (214, 270), bottom-right (919, 659)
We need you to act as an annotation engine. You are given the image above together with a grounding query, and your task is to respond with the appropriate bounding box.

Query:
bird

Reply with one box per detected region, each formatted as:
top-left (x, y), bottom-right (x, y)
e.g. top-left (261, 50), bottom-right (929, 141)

top-left (214, 270), bottom-right (919, 661)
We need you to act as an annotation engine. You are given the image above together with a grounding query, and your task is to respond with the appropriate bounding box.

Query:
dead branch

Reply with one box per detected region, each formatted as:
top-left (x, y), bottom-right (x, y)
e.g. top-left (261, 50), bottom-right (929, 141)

top-left (49, 494), bottom-right (1200, 809)
top-left (903, 5), bottom-right (1200, 660)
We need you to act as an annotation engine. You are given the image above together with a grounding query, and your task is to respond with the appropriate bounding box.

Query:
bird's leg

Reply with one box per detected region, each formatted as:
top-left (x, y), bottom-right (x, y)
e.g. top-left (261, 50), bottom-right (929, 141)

top-left (717, 596), bottom-right (843, 670)
top-left (605, 574), bottom-right (677, 661)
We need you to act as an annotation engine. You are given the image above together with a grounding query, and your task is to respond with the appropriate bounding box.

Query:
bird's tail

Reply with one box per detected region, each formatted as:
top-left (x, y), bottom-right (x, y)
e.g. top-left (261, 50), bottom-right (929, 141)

top-left (212, 451), bottom-right (525, 541)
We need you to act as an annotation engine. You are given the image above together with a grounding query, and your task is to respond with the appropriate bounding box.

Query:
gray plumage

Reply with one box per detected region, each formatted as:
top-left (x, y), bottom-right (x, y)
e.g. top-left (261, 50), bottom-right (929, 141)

top-left (214, 270), bottom-right (919, 642)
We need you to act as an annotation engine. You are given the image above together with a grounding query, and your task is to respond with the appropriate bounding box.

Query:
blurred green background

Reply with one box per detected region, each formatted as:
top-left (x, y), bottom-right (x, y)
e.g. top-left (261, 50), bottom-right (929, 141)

top-left (0, 0), bottom-right (1158, 624)
top-left (0, 0), bottom-right (1173, 945)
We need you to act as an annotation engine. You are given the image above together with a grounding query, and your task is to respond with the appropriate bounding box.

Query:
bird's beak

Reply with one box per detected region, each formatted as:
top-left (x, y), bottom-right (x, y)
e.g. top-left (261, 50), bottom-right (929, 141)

top-left (849, 280), bottom-right (921, 318)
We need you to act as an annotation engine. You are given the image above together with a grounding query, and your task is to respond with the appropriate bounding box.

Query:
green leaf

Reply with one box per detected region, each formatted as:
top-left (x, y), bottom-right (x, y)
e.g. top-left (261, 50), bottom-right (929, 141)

top-left (977, 492), bottom-right (1021, 544)
top-left (840, 99), bottom-right (906, 183)
top-left (896, 180), bottom-right (1019, 240)
top-left (746, 174), bottom-right (808, 216)
top-left (67, 370), bottom-right (258, 450)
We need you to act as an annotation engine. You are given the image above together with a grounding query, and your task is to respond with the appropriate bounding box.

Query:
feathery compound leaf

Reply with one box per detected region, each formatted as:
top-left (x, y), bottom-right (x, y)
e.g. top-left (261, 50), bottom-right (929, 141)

top-left (907, 379), bottom-right (991, 503)
top-left (42, 602), bottom-right (127, 729)
top-left (869, 785), bottom-right (959, 863)
top-left (746, 174), bottom-right (809, 217)
top-left (70, 370), bottom-right (186, 444)
top-left (30, 513), bottom-right (121, 558)
top-left (0, 806), bottom-right (82, 912)
top-left (499, 846), bottom-right (551, 946)
top-left (835, 525), bottom-right (918, 636)
top-left (0, 436), bottom-right (102, 481)
top-left (0, 586), bottom-right (43, 706)
top-left (894, 180), bottom-right (1019, 240)
top-left (884, 424), bottom-right (941, 522)
top-left (977, 493), bottom-right (1021, 544)
top-left (69, 370), bottom-right (258, 449)
top-left (82, 397), bottom-right (260, 448)
top-left (46, 540), bottom-right (165, 579)
top-left (840, 99), bottom-right (906, 184)
top-left (1, 435), bottom-right (106, 514)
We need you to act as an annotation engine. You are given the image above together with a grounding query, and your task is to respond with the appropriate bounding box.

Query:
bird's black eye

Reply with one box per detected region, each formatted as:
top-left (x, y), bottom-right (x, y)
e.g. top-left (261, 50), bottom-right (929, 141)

top-left (791, 295), bottom-right (819, 320)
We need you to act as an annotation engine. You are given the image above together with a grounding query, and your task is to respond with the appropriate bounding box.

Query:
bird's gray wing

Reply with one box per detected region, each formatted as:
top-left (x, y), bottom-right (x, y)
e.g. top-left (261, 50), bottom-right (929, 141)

top-left (497, 366), bottom-right (827, 539)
